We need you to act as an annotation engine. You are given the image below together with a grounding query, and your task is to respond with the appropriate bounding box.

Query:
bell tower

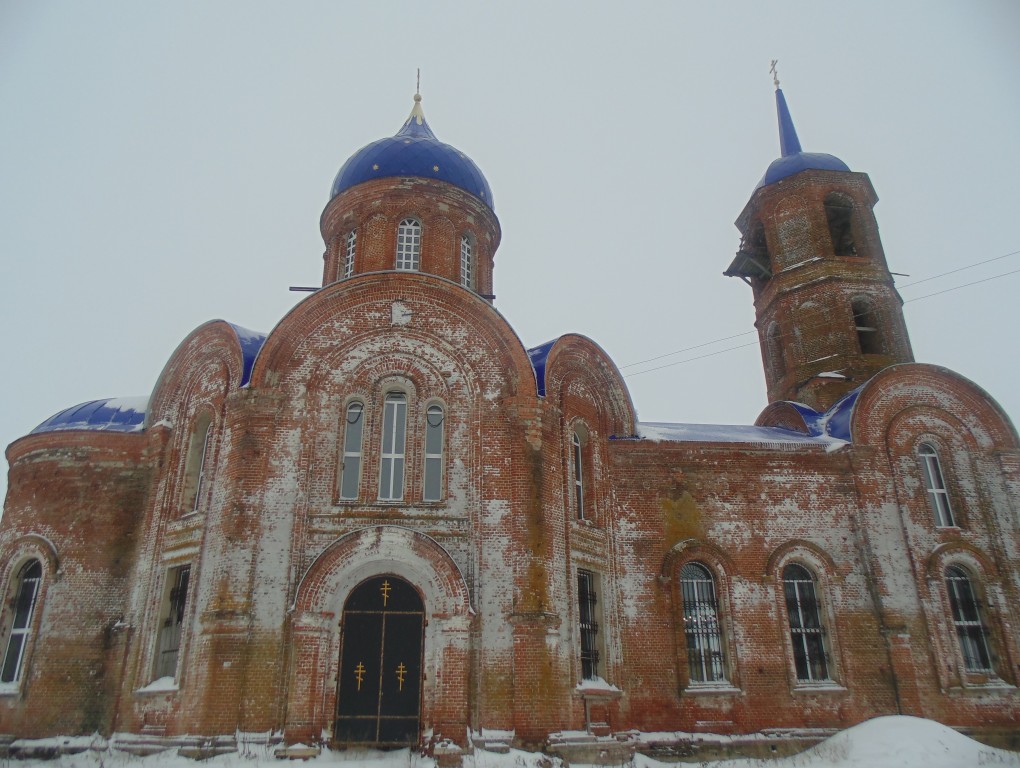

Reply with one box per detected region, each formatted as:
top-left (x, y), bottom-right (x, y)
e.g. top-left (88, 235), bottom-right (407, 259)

top-left (727, 77), bottom-right (913, 411)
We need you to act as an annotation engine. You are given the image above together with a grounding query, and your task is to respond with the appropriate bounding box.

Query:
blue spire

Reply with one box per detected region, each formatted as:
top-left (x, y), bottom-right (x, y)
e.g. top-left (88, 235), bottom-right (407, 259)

top-left (754, 83), bottom-right (850, 190)
top-left (775, 88), bottom-right (802, 157)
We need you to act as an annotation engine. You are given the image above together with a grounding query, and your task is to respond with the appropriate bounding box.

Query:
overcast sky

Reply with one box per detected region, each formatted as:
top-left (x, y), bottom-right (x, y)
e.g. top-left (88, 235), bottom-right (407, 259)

top-left (2, 1), bottom-right (1019, 502)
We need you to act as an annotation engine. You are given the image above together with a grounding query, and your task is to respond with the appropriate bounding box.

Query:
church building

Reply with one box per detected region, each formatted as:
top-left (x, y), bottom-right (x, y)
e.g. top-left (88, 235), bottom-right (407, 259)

top-left (1, 83), bottom-right (1017, 756)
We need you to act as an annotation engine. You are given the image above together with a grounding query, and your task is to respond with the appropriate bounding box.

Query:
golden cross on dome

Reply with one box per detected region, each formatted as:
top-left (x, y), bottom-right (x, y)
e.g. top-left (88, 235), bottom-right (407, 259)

top-left (770, 59), bottom-right (780, 89)
top-left (416, 68), bottom-right (420, 97)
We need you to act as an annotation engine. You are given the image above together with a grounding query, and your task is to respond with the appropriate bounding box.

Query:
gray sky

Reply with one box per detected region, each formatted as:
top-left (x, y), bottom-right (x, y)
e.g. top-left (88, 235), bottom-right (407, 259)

top-left (2, 1), bottom-right (1019, 502)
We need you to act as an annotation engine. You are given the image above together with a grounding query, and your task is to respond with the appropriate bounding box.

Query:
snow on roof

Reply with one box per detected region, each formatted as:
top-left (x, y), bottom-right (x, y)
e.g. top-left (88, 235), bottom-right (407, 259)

top-left (635, 421), bottom-right (833, 447)
top-left (30, 396), bottom-right (149, 435)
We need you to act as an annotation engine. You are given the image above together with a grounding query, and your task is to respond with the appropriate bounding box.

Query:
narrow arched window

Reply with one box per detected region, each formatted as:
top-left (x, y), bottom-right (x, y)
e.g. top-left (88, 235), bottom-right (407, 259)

top-left (572, 431), bottom-right (586, 520)
top-left (396, 218), bottom-right (421, 271)
top-left (945, 566), bottom-right (994, 673)
top-left (459, 233), bottom-right (473, 288)
top-left (338, 402), bottom-right (365, 500)
top-left (379, 393), bottom-right (407, 501)
top-left (783, 564), bottom-right (829, 681)
top-left (852, 299), bottom-right (883, 355)
top-left (918, 443), bottom-right (954, 527)
top-left (1, 560), bottom-right (43, 684)
top-left (343, 229), bottom-right (357, 279)
top-left (181, 414), bottom-right (213, 514)
top-left (423, 404), bottom-right (444, 502)
top-left (824, 196), bottom-right (856, 256)
top-left (766, 322), bottom-right (785, 379)
top-left (680, 562), bottom-right (726, 683)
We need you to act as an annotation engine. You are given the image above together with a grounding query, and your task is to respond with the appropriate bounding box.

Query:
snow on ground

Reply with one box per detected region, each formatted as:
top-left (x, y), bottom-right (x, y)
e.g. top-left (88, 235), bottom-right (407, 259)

top-left (4, 717), bottom-right (1017, 767)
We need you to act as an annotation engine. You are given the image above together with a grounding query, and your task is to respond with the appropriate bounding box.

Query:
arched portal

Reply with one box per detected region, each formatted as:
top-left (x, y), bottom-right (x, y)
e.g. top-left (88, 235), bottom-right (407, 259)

top-left (335, 575), bottom-right (425, 746)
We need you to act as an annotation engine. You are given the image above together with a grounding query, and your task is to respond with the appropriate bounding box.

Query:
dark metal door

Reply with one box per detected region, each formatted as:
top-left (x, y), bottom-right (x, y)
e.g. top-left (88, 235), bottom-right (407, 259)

top-left (335, 576), bottom-right (424, 746)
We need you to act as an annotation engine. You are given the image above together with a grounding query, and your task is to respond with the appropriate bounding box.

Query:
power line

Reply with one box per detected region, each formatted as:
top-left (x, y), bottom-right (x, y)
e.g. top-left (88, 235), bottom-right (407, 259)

top-left (620, 248), bottom-right (1019, 372)
top-left (896, 249), bottom-right (1020, 289)
top-left (902, 268), bottom-right (1020, 304)
top-left (622, 252), bottom-right (1020, 378)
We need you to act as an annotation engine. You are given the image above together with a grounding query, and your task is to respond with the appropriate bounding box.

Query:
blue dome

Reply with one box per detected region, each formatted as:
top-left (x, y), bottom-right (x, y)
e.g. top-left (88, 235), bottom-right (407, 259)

top-left (755, 88), bottom-right (850, 191)
top-left (32, 397), bottom-right (148, 435)
top-left (330, 95), bottom-right (494, 211)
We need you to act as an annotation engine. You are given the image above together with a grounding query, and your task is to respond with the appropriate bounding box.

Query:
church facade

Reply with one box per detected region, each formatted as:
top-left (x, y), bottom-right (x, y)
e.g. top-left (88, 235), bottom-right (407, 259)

top-left (1, 87), bottom-right (1017, 753)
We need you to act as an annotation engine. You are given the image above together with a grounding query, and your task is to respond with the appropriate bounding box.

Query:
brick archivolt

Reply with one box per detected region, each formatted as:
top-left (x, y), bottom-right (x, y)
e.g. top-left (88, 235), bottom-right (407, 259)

top-left (851, 364), bottom-right (1020, 449)
top-left (249, 273), bottom-right (537, 401)
top-left (147, 320), bottom-right (244, 427)
top-left (543, 334), bottom-right (636, 437)
top-left (292, 525), bottom-right (472, 619)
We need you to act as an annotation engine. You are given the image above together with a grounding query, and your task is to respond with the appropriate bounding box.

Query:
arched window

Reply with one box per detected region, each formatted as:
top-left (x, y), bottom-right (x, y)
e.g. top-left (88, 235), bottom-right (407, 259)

top-left (824, 196), bottom-right (856, 256)
top-left (852, 298), bottom-right (883, 355)
top-left (423, 404), bottom-right (444, 502)
top-left (396, 218), bottom-right (421, 271)
top-left (572, 430), bottom-right (586, 520)
top-left (918, 443), bottom-right (955, 527)
top-left (944, 565), bottom-right (994, 673)
top-left (338, 402), bottom-right (365, 500)
top-left (783, 564), bottom-right (829, 682)
top-left (766, 322), bottom-right (785, 379)
top-left (459, 233), bottom-right (473, 288)
top-left (154, 564), bottom-right (191, 680)
top-left (679, 562), bottom-right (726, 683)
top-left (343, 229), bottom-right (357, 279)
top-left (378, 392), bottom-right (407, 501)
top-left (1, 560), bottom-right (43, 684)
top-left (181, 414), bottom-right (213, 514)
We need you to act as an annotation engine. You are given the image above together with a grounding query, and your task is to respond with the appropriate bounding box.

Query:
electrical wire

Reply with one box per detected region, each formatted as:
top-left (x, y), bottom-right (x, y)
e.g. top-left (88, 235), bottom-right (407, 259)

top-left (622, 251), bottom-right (1020, 378)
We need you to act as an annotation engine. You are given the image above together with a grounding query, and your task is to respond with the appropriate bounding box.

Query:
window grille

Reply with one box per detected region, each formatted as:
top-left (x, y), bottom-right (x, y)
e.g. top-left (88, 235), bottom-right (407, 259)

top-left (396, 219), bottom-right (421, 271)
top-left (379, 393), bottom-right (407, 500)
top-left (460, 234), bottom-right (473, 288)
top-left (343, 230), bottom-right (357, 279)
top-left (783, 564), bottom-right (829, 681)
top-left (918, 443), bottom-right (955, 527)
top-left (577, 570), bottom-right (600, 679)
top-left (945, 566), bottom-right (994, 673)
top-left (0, 560), bottom-right (42, 683)
top-left (680, 562), bottom-right (726, 683)
top-left (155, 565), bottom-right (190, 680)
top-left (423, 404), bottom-right (444, 501)
top-left (339, 402), bottom-right (365, 500)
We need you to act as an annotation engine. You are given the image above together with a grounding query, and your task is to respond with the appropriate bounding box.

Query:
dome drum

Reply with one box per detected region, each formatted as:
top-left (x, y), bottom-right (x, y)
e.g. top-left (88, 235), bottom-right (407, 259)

top-left (320, 176), bottom-right (500, 296)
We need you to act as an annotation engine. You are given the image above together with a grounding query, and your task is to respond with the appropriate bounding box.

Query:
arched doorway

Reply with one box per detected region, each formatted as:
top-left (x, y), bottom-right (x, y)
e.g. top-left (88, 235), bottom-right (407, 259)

top-left (335, 575), bottom-right (425, 746)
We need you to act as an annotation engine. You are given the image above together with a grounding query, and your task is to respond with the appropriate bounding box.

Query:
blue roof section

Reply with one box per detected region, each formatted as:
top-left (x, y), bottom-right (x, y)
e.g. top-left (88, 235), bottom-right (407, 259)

top-left (818, 386), bottom-right (862, 442)
top-left (771, 386), bottom-right (864, 442)
top-left (330, 95), bottom-right (494, 211)
top-left (31, 397), bottom-right (148, 435)
top-left (755, 88), bottom-right (850, 190)
top-left (227, 323), bottom-right (268, 388)
top-left (527, 339), bottom-right (557, 397)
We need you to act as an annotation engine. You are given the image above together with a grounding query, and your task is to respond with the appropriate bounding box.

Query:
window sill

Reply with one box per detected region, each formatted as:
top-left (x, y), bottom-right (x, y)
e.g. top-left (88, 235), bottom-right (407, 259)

top-left (0, 682), bottom-right (22, 696)
top-left (948, 679), bottom-right (1017, 696)
top-left (575, 678), bottom-right (623, 700)
top-left (791, 681), bottom-right (846, 694)
top-left (683, 683), bottom-right (741, 696)
top-left (135, 676), bottom-right (179, 696)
